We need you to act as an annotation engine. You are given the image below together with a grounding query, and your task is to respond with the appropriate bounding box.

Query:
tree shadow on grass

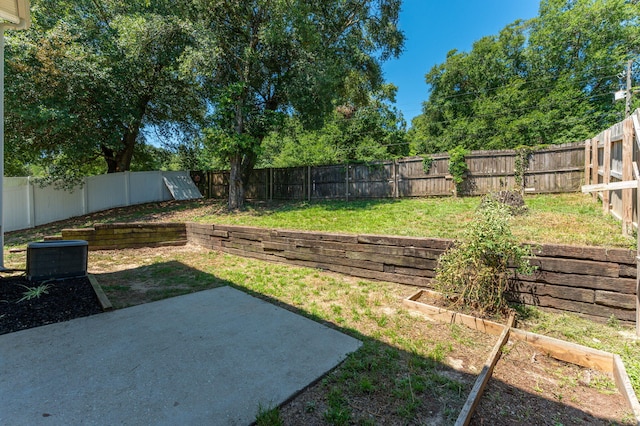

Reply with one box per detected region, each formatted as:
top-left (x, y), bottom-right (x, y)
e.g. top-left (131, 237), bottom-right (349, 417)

top-left (91, 261), bottom-right (634, 425)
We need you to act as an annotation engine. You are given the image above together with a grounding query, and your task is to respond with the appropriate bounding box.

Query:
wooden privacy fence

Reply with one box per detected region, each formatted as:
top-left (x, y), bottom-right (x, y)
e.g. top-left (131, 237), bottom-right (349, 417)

top-left (583, 109), bottom-right (640, 236)
top-left (195, 142), bottom-right (584, 201)
top-left (581, 108), bottom-right (640, 336)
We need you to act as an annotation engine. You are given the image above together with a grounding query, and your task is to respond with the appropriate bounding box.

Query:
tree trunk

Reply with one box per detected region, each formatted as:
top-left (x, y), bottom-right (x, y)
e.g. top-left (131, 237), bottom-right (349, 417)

top-left (228, 154), bottom-right (245, 210)
top-left (100, 128), bottom-right (137, 173)
top-left (115, 129), bottom-right (137, 172)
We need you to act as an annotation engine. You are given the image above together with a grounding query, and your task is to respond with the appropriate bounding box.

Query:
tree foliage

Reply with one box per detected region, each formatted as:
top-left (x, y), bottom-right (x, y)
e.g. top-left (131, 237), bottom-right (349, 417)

top-left (5, 0), bottom-right (204, 185)
top-left (259, 85), bottom-right (408, 168)
top-left (192, 0), bottom-right (404, 208)
top-left (410, 0), bottom-right (640, 154)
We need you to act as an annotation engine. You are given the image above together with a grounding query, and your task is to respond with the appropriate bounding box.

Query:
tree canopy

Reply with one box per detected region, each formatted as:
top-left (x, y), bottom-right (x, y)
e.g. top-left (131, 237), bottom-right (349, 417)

top-left (5, 0), bottom-right (204, 185)
top-left (409, 0), bottom-right (640, 155)
top-left (259, 84), bottom-right (408, 168)
top-left (192, 0), bottom-right (404, 208)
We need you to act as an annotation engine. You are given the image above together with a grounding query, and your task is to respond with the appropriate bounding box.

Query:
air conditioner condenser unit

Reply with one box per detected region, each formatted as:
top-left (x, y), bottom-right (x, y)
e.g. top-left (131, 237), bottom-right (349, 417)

top-left (26, 240), bottom-right (89, 281)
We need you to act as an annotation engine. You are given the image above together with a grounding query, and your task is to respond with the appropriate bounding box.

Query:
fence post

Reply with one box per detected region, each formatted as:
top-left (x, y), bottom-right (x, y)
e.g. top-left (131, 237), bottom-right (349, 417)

top-left (307, 166), bottom-right (311, 201)
top-left (82, 176), bottom-right (89, 215)
top-left (603, 130), bottom-right (611, 214)
top-left (584, 139), bottom-right (591, 187)
top-left (269, 168), bottom-right (273, 201)
top-left (27, 177), bottom-right (35, 228)
top-left (623, 118), bottom-right (634, 236)
top-left (393, 159), bottom-right (399, 198)
top-left (591, 137), bottom-right (599, 200)
top-left (636, 161), bottom-right (640, 336)
top-left (345, 163), bottom-right (349, 202)
top-left (124, 171), bottom-right (131, 206)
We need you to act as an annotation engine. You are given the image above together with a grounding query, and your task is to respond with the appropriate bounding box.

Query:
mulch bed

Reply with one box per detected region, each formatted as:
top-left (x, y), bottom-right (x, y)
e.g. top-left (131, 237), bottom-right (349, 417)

top-left (0, 275), bottom-right (103, 335)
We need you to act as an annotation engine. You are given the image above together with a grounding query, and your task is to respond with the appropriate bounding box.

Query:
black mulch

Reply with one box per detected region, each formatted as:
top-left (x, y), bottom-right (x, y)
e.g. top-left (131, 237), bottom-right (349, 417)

top-left (0, 275), bottom-right (103, 336)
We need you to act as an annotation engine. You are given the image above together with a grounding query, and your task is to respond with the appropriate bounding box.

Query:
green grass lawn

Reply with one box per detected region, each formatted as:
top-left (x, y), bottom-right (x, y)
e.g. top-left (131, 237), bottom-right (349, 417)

top-left (188, 193), bottom-right (633, 249)
top-left (5, 192), bottom-right (632, 249)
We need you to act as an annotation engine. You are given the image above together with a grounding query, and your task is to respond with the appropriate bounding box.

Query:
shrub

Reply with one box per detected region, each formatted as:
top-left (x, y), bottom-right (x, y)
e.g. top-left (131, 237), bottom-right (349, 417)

top-left (433, 199), bottom-right (535, 316)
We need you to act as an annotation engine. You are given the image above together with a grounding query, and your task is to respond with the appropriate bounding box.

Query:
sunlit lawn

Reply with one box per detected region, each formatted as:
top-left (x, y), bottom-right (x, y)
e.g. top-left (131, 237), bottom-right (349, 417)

top-left (188, 193), bottom-right (633, 249)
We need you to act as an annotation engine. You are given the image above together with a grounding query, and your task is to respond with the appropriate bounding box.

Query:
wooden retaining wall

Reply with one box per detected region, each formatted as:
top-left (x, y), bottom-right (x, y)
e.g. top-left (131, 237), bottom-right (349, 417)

top-left (186, 223), bottom-right (637, 323)
top-left (61, 223), bottom-right (187, 250)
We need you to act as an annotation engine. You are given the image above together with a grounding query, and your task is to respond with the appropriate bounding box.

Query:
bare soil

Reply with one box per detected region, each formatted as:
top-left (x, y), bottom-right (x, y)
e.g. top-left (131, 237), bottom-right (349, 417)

top-left (409, 291), bottom-right (635, 425)
top-left (472, 340), bottom-right (634, 425)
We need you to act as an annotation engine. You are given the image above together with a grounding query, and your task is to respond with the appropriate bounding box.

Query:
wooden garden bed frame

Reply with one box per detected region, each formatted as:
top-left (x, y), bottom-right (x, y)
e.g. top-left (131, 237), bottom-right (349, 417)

top-left (403, 289), bottom-right (640, 426)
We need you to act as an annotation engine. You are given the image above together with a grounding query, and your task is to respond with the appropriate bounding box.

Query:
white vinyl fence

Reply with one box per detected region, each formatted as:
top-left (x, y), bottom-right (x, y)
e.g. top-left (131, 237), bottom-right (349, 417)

top-left (3, 171), bottom-right (196, 232)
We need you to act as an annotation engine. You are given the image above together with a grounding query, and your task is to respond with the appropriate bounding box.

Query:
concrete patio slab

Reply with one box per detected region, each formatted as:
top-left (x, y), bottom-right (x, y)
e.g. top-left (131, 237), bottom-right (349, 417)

top-left (0, 286), bottom-right (361, 425)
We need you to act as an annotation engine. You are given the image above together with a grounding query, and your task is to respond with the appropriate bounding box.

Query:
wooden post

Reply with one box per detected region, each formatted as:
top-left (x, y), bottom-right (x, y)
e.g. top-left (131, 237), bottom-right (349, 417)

top-left (269, 168), bottom-right (273, 201)
top-left (584, 138), bottom-right (591, 187)
top-left (636, 161), bottom-right (640, 336)
top-left (603, 130), bottom-right (611, 214)
top-left (622, 118), bottom-right (634, 236)
top-left (345, 163), bottom-right (349, 202)
top-left (307, 166), bottom-right (311, 202)
top-left (591, 137), bottom-right (599, 200)
top-left (393, 159), bottom-right (399, 198)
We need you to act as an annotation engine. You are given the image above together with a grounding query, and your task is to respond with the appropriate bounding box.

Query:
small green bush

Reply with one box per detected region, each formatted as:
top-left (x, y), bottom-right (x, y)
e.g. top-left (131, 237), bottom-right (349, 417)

top-left (434, 199), bottom-right (535, 316)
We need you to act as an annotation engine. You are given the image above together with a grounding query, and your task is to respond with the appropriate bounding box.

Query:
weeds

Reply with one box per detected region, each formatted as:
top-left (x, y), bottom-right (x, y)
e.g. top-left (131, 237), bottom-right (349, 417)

top-left (18, 283), bottom-right (53, 302)
top-left (255, 403), bottom-right (282, 426)
top-left (434, 200), bottom-right (535, 316)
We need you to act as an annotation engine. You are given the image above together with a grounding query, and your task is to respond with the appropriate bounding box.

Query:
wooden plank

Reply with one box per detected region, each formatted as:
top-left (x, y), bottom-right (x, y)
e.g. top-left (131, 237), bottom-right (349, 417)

top-left (581, 180), bottom-right (638, 193)
top-left (534, 244), bottom-right (635, 264)
top-left (623, 117), bottom-right (634, 236)
top-left (87, 274), bottom-right (113, 311)
top-left (403, 246), bottom-right (445, 260)
top-left (516, 272), bottom-right (637, 293)
top-left (293, 238), bottom-right (407, 256)
top-left (532, 257), bottom-right (620, 277)
top-left (328, 263), bottom-right (431, 287)
top-left (274, 229), bottom-right (359, 243)
top-left (594, 290), bottom-right (636, 310)
top-left (402, 290), bottom-right (506, 336)
top-left (455, 313), bottom-right (514, 426)
top-left (346, 250), bottom-right (436, 269)
top-left (613, 354), bottom-right (640, 424)
top-left (509, 328), bottom-right (613, 372)
top-left (511, 282), bottom-right (595, 303)
top-left (584, 139), bottom-right (591, 186)
top-left (515, 293), bottom-right (635, 321)
top-left (357, 234), bottom-right (453, 250)
top-left (603, 129), bottom-right (612, 213)
top-left (591, 137), bottom-right (599, 200)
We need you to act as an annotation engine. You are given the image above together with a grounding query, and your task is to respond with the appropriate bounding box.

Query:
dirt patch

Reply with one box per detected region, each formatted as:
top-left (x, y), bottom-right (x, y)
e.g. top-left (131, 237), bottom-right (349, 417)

top-left (473, 340), bottom-right (635, 425)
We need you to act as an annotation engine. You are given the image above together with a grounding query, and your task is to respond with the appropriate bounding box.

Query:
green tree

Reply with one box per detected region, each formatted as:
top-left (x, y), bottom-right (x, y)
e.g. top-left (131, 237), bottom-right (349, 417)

top-left (260, 85), bottom-right (408, 168)
top-left (411, 0), bottom-right (639, 154)
top-left (5, 0), bottom-right (204, 185)
top-left (193, 0), bottom-right (404, 209)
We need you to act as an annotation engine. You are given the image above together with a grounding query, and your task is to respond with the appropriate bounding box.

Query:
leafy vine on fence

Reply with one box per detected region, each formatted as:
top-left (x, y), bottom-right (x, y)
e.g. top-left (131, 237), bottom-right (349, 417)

top-left (422, 155), bottom-right (434, 174)
top-left (448, 146), bottom-right (469, 195)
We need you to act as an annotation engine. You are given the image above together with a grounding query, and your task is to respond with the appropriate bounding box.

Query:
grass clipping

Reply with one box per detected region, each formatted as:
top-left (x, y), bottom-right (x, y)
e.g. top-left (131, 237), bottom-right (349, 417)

top-left (434, 198), bottom-right (535, 318)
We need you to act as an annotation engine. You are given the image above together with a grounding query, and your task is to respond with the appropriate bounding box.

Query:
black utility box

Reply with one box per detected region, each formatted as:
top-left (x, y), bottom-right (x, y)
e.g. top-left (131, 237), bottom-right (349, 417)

top-left (26, 240), bottom-right (89, 281)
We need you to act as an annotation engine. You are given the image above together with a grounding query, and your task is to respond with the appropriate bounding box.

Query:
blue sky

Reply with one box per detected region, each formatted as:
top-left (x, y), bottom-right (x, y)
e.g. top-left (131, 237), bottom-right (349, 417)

top-left (383, 0), bottom-right (541, 125)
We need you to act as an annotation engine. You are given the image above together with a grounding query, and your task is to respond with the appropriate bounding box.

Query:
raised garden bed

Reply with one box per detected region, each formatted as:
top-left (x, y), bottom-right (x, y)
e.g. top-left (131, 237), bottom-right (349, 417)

top-left (403, 289), bottom-right (640, 425)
